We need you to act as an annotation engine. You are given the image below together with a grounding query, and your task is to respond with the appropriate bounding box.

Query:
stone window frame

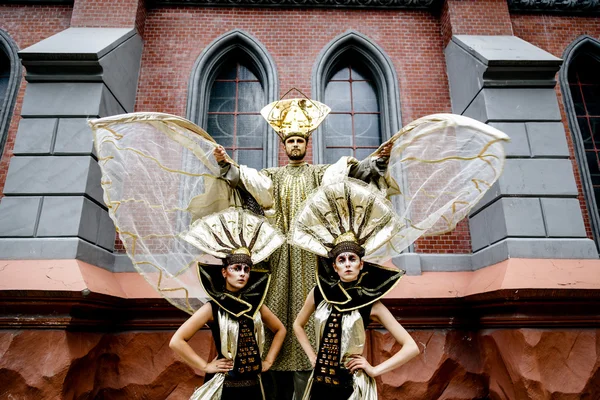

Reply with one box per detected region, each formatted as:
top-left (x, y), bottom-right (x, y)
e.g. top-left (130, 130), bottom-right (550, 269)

top-left (187, 29), bottom-right (279, 168)
top-left (311, 30), bottom-right (401, 164)
top-left (0, 30), bottom-right (21, 161)
top-left (560, 34), bottom-right (600, 251)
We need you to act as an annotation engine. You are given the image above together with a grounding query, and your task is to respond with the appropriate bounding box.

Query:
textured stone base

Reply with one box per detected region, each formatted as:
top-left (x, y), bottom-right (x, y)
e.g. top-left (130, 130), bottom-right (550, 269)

top-left (1, 328), bottom-right (598, 399)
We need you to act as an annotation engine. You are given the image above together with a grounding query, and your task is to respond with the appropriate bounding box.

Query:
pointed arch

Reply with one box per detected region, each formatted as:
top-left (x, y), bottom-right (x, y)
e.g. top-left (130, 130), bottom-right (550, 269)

top-left (0, 29), bottom-right (22, 160)
top-left (311, 30), bottom-right (401, 164)
top-left (560, 35), bottom-right (600, 251)
top-left (187, 29), bottom-right (279, 168)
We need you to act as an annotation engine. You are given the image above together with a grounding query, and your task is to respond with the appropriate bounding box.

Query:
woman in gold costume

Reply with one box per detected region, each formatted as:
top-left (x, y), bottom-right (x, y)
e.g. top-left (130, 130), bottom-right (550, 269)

top-left (171, 208), bottom-right (287, 400)
top-left (290, 180), bottom-right (420, 399)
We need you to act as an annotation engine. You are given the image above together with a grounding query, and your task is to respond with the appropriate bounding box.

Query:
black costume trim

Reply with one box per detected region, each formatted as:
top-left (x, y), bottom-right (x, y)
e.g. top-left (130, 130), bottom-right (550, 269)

top-left (198, 262), bottom-right (271, 318)
top-left (315, 257), bottom-right (404, 312)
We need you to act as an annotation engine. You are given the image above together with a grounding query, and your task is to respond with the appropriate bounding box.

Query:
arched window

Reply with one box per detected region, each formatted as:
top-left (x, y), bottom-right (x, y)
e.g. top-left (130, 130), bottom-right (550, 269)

top-left (561, 35), bottom-right (600, 250)
top-left (187, 30), bottom-right (278, 169)
top-left (207, 57), bottom-right (266, 170)
top-left (312, 30), bottom-right (401, 164)
top-left (0, 30), bottom-right (21, 160)
top-left (323, 57), bottom-right (381, 163)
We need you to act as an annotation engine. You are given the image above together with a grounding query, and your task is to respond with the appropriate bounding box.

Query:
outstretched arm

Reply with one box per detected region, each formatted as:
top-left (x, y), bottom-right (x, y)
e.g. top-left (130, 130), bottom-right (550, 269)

top-left (260, 305), bottom-right (287, 372)
top-left (349, 142), bottom-right (393, 181)
top-left (169, 302), bottom-right (233, 374)
top-left (346, 300), bottom-right (419, 377)
top-left (214, 145), bottom-right (241, 188)
top-left (293, 288), bottom-right (317, 368)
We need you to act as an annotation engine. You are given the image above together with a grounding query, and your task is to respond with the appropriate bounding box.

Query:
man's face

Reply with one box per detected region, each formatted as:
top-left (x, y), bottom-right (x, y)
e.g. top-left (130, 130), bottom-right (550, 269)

top-left (284, 136), bottom-right (307, 161)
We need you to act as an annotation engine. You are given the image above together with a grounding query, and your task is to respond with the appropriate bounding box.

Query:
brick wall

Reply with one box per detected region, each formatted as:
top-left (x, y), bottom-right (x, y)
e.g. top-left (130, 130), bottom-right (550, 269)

top-left (70, 0), bottom-right (146, 36)
top-left (441, 0), bottom-right (513, 47)
top-left (511, 14), bottom-right (600, 241)
top-left (0, 5), bottom-right (73, 198)
top-left (134, 7), bottom-right (474, 253)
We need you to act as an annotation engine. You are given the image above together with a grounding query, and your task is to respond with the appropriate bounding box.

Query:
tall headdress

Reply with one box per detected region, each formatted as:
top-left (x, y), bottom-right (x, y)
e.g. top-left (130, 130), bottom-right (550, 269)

top-left (290, 179), bottom-right (405, 311)
top-left (180, 207), bottom-right (284, 267)
top-left (290, 179), bottom-right (402, 261)
top-left (180, 208), bottom-right (285, 318)
top-left (260, 97), bottom-right (330, 142)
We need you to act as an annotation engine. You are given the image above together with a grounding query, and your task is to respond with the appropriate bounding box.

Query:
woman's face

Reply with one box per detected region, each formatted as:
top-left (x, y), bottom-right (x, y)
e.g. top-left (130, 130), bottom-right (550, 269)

top-left (333, 252), bottom-right (363, 283)
top-left (222, 263), bottom-right (250, 292)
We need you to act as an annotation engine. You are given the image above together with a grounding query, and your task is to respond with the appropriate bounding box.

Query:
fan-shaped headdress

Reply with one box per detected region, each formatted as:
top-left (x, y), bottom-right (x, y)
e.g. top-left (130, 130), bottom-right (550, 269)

top-left (289, 179), bottom-right (402, 261)
top-left (180, 207), bottom-right (284, 267)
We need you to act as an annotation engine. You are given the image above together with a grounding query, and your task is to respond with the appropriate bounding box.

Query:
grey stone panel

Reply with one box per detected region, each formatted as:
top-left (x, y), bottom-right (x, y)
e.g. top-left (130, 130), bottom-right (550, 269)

top-left (419, 254), bottom-right (472, 272)
top-left (541, 198), bottom-right (587, 238)
top-left (0, 196), bottom-right (42, 237)
top-left (471, 159), bottom-right (578, 214)
top-left (499, 159), bottom-right (578, 196)
top-left (391, 253), bottom-right (421, 276)
top-left (98, 34), bottom-right (143, 113)
top-left (469, 210), bottom-right (489, 252)
top-left (21, 82), bottom-right (125, 118)
top-left (3, 156), bottom-right (104, 204)
top-left (463, 88), bottom-right (561, 123)
top-left (494, 198), bottom-right (546, 242)
top-left (113, 254), bottom-right (135, 272)
top-left (526, 122), bottom-right (570, 158)
top-left (54, 118), bottom-right (95, 155)
top-left (12, 118), bottom-right (57, 155)
top-left (19, 28), bottom-right (136, 61)
top-left (444, 40), bottom-right (487, 114)
top-left (451, 35), bottom-right (562, 66)
top-left (0, 237), bottom-right (115, 270)
top-left (472, 238), bottom-right (598, 269)
top-left (488, 122), bottom-right (530, 157)
top-left (96, 210), bottom-right (116, 251)
top-left (37, 197), bottom-right (104, 243)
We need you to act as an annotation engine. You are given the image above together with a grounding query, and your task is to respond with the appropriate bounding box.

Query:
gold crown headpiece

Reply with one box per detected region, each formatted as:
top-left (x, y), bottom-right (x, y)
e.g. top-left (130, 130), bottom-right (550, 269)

top-left (260, 96), bottom-right (331, 142)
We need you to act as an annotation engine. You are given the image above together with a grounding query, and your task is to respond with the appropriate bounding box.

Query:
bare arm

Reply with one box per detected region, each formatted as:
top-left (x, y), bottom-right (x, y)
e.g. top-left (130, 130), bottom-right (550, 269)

top-left (169, 302), bottom-right (233, 374)
top-left (347, 300), bottom-right (419, 377)
top-left (260, 305), bottom-right (287, 372)
top-left (293, 288), bottom-right (317, 368)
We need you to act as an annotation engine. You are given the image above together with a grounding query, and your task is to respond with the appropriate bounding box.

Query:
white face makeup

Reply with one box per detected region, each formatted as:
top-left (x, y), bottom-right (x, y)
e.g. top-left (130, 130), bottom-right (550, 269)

top-left (333, 252), bottom-right (363, 283)
top-left (222, 263), bottom-right (251, 292)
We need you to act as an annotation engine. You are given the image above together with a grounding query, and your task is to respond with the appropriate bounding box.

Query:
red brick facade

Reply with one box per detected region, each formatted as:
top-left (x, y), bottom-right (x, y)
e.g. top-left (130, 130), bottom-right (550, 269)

top-left (1, 1), bottom-right (599, 253)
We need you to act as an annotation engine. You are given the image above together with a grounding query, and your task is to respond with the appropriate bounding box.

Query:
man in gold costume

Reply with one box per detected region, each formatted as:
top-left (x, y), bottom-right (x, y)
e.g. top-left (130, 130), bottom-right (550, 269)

top-left (214, 98), bottom-right (391, 400)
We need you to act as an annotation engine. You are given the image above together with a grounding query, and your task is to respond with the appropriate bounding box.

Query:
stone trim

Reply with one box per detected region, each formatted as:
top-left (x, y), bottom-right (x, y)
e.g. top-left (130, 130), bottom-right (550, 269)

top-left (559, 35), bottom-right (600, 252)
top-left (2, 287), bottom-right (599, 329)
top-left (311, 29), bottom-right (402, 164)
top-left (508, 0), bottom-right (600, 13)
top-left (0, 30), bottom-right (22, 162)
top-left (150, 0), bottom-right (439, 9)
top-left (186, 29), bottom-right (279, 168)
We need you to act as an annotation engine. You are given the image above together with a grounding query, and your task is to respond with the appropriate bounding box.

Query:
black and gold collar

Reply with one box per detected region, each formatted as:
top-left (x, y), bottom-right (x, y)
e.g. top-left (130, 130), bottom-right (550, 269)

top-left (316, 257), bottom-right (404, 312)
top-left (198, 262), bottom-right (270, 319)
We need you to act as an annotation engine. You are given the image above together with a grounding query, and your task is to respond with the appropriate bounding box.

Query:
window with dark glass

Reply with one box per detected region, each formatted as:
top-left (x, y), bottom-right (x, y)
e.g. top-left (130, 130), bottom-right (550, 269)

top-left (207, 59), bottom-right (266, 170)
top-left (323, 60), bottom-right (381, 164)
top-left (0, 48), bottom-right (10, 112)
top-left (569, 53), bottom-right (600, 215)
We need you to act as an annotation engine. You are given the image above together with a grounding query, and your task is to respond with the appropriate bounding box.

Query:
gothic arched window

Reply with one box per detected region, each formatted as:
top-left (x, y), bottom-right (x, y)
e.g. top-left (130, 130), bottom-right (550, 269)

top-left (561, 35), bottom-right (600, 250)
top-left (312, 30), bottom-right (401, 165)
top-left (0, 30), bottom-right (21, 160)
top-left (187, 30), bottom-right (279, 169)
top-left (323, 58), bottom-right (381, 163)
top-left (207, 58), bottom-right (266, 170)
